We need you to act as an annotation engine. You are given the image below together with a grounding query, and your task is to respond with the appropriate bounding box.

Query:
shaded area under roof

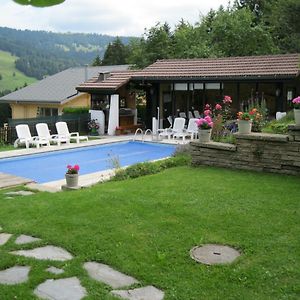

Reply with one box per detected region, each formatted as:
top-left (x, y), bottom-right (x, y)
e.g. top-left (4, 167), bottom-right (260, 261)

top-left (0, 65), bottom-right (130, 103)
top-left (131, 54), bottom-right (300, 81)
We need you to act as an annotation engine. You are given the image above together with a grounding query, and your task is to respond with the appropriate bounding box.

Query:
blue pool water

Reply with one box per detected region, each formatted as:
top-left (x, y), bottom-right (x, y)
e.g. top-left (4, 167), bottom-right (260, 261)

top-left (0, 141), bottom-right (175, 183)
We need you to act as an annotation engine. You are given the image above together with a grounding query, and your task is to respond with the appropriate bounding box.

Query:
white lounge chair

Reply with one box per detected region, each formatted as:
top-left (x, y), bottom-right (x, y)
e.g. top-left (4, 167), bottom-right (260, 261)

top-left (159, 117), bottom-right (185, 140)
top-left (14, 124), bottom-right (50, 148)
top-left (185, 118), bottom-right (199, 140)
top-left (36, 123), bottom-right (69, 146)
top-left (188, 111), bottom-right (194, 119)
top-left (179, 112), bottom-right (187, 118)
top-left (55, 121), bottom-right (88, 144)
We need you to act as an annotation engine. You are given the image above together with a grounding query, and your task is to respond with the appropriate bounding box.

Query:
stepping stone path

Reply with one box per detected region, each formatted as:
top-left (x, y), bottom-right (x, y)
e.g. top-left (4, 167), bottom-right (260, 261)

top-left (0, 266), bottom-right (30, 285)
top-left (190, 244), bottom-right (241, 265)
top-left (11, 245), bottom-right (73, 261)
top-left (15, 234), bottom-right (41, 245)
top-left (1, 230), bottom-right (165, 299)
top-left (5, 190), bottom-right (35, 196)
top-left (34, 277), bottom-right (87, 300)
top-left (111, 285), bottom-right (165, 300)
top-left (0, 233), bottom-right (12, 245)
top-left (46, 266), bottom-right (65, 275)
top-left (83, 262), bottom-right (139, 288)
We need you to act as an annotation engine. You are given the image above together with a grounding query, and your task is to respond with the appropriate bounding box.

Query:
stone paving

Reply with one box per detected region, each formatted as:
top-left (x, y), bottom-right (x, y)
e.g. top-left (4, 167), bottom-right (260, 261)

top-left (0, 233), bottom-right (12, 245)
top-left (0, 266), bottom-right (30, 285)
top-left (0, 229), bottom-right (165, 299)
top-left (15, 234), bottom-right (41, 245)
top-left (11, 245), bottom-right (73, 261)
top-left (5, 190), bottom-right (35, 196)
top-left (34, 277), bottom-right (87, 300)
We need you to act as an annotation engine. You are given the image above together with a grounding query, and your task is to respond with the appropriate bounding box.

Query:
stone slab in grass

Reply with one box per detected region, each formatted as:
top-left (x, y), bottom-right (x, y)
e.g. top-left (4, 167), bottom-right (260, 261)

top-left (11, 245), bottom-right (73, 261)
top-left (46, 266), bottom-right (65, 275)
top-left (0, 233), bottom-right (12, 246)
top-left (111, 285), bottom-right (165, 300)
top-left (34, 277), bottom-right (87, 300)
top-left (5, 191), bottom-right (35, 196)
top-left (83, 262), bottom-right (139, 288)
top-left (15, 234), bottom-right (41, 245)
top-left (0, 266), bottom-right (30, 285)
top-left (190, 244), bottom-right (240, 265)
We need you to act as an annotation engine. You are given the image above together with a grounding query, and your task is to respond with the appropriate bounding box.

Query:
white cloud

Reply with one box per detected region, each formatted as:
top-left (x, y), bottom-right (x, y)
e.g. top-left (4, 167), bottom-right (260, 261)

top-left (0, 0), bottom-right (229, 36)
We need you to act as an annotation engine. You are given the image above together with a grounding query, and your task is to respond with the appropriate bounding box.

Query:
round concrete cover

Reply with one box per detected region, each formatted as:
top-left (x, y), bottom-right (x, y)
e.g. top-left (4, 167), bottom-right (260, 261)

top-left (190, 244), bottom-right (240, 265)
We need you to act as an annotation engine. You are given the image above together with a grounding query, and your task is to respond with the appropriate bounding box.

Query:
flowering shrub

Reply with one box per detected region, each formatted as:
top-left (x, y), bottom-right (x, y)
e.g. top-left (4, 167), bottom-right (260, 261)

top-left (223, 95), bottom-right (232, 104)
top-left (66, 164), bottom-right (80, 174)
top-left (195, 115), bottom-right (214, 129)
top-left (292, 96), bottom-right (300, 109)
top-left (88, 119), bottom-right (99, 130)
top-left (237, 108), bottom-right (261, 121)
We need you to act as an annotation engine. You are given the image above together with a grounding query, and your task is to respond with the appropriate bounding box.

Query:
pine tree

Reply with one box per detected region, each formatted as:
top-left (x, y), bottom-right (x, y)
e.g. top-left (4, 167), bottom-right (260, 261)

top-left (92, 55), bottom-right (102, 66)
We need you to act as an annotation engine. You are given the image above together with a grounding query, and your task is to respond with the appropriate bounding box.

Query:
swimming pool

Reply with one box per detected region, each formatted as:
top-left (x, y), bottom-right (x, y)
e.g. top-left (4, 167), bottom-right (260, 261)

top-left (0, 141), bottom-right (176, 183)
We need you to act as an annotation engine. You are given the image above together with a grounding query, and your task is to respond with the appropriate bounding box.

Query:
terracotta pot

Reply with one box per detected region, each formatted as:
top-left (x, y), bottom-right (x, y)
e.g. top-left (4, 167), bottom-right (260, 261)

top-left (198, 129), bottom-right (212, 143)
top-left (237, 119), bottom-right (252, 134)
top-left (65, 173), bottom-right (79, 188)
top-left (294, 109), bottom-right (300, 125)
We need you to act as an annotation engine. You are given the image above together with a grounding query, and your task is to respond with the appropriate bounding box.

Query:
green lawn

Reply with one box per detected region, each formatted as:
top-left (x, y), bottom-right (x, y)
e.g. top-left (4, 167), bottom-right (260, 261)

top-left (0, 166), bottom-right (299, 299)
top-left (0, 50), bottom-right (36, 93)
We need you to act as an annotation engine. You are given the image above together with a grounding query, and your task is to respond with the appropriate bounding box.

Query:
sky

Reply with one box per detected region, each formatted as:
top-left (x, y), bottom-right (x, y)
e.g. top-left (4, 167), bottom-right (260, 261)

top-left (0, 0), bottom-right (230, 36)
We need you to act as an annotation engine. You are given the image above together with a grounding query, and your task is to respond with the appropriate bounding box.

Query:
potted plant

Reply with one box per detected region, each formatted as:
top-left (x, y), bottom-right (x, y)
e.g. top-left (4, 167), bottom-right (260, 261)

top-left (88, 119), bottom-right (100, 135)
top-left (236, 108), bottom-right (260, 134)
top-left (292, 96), bottom-right (300, 125)
top-left (195, 113), bottom-right (213, 143)
top-left (65, 164), bottom-right (79, 188)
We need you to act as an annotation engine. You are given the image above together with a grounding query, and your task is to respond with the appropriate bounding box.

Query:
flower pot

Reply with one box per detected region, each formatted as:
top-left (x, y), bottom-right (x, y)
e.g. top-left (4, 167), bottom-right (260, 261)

top-left (90, 128), bottom-right (98, 136)
top-left (65, 173), bottom-right (79, 188)
top-left (198, 129), bottom-right (212, 143)
top-left (294, 109), bottom-right (300, 125)
top-left (237, 120), bottom-right (252, 134)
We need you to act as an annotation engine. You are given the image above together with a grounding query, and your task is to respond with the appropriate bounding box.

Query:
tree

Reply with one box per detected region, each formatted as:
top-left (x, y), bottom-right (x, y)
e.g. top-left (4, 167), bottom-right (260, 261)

top-left (102, 37), bottom-right (129, 65)
top-left (207, 7), bottom-right (278, 57)
top-left (92, 55), bottom-right (102, 66)
top-left (0, 74), bottom-right (2, 80)
top-left (12, 0), bottom-right (65, 7)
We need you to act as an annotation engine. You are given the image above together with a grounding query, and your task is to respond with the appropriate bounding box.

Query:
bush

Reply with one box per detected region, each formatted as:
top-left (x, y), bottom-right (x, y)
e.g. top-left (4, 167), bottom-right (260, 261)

top-left (262, 111), bottom-right (294, 134)
top-left (62, 107), bottom-right (89, 114)
top-left (112, 154), bottom-right (190, 181)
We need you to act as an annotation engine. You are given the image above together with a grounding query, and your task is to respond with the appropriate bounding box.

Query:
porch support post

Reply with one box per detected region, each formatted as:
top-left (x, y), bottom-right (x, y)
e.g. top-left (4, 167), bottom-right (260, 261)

top-left (107, 94), bottom-right (119, 136)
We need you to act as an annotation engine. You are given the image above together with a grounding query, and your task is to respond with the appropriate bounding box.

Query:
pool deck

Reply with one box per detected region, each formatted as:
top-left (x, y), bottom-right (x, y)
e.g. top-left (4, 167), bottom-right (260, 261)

top-left (0, 134), bottom-right (189, 192)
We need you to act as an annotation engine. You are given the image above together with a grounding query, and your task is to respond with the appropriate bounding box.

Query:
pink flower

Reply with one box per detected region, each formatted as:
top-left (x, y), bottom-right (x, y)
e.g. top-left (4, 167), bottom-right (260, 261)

top-left (205, 104), bottom-right (211, 110)
top-left (204, 109), bottom-right (211, 116)
top-left (208, 122), bottom-right (214, 127)
top-left (73, 165), bottom-right (80, 171)
top-left (67, 165), bottom-right (72, 169)
top-left (223, 95), bottom-right (232, 104)
top-left (215, 104), bottom-right (222, 110)
top-left (204, 115), bottom-right (212, 122)
top-left (292, 96), bottom-right (300, 104)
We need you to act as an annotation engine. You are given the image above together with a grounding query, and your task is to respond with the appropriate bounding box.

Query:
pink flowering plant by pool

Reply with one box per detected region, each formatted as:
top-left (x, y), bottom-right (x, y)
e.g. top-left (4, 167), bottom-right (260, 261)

top-left (195, 115), bottom-right (214, 130)
top-left (292, 96), bottom-right (300, 109)
top-left (66, 164), bottom-right (80, 174)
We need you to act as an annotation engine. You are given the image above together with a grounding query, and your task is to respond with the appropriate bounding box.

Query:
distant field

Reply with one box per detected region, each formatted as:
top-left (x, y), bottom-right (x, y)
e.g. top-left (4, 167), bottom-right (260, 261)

top-left (0, 50), bottom-right (36, 93)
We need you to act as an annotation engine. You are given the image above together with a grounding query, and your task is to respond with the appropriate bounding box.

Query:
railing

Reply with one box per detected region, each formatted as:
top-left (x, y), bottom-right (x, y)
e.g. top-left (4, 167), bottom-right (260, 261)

top-left (0, 114), bottom-right (90, 145)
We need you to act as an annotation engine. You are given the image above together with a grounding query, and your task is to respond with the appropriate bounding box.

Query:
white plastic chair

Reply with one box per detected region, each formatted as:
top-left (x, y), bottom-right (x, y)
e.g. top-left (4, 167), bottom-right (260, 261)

top-left (14, 124), bottom-right (50, 148)
top-left (173, 117), bottom-right (193, 141)
top-left (185, 118), bottom-right (199, 140)
top-left (188, 111), bottom-right (194, 119)
top-left (179, 112), bottom-right (187, 118)
top-left (194, 110), bottom-right (201, 118)
top-left (276, 112), bottom-right (286, 120)
top-left (159, 117), bottom-right (185, 140)
top-left (55, 121), bottom-right (88, 144)
top-left (36, 123), bottom-right (69, 146)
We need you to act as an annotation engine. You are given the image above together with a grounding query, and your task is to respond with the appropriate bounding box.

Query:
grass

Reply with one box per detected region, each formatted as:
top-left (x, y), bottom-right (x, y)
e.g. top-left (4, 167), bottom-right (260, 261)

top-left (263, 111), bottom-right (295, 134)
top-left (0, 50), bottom-right (36, 93)
top-left (0, 166), bottom-right (299, 299)
top-left (0, 144), bottom-right (15, 152)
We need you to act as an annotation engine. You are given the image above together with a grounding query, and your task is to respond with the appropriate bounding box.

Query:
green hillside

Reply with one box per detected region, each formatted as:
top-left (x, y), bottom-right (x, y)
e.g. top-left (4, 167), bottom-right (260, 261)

top-left (0, 50), bottom-right (36, 94)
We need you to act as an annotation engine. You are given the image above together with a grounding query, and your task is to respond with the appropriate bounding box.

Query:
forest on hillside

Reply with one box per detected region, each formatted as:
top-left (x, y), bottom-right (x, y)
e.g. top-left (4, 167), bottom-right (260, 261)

top-left (95, 0), bottom-right (300, 68)
top-left (0, 27), bottom-right (131, 79)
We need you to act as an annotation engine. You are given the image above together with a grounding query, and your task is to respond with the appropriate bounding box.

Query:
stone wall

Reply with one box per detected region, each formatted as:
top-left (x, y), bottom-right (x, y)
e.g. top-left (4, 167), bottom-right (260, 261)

top-left (191, 125), bottom-right (300, 176)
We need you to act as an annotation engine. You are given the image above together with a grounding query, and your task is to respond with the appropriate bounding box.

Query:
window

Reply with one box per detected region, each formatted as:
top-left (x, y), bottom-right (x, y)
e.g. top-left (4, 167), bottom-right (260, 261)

top-left (38, 107), bottom-right (58, 117)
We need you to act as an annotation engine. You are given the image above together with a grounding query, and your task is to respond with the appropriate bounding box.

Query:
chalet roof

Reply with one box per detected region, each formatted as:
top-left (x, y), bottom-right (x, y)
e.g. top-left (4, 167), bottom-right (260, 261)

top-left (0, 65), bottom-right (130, 103)
top-left (131, 54), bottom-right (300, 81)
top-left (76, 70), bottom-right (137, 93)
